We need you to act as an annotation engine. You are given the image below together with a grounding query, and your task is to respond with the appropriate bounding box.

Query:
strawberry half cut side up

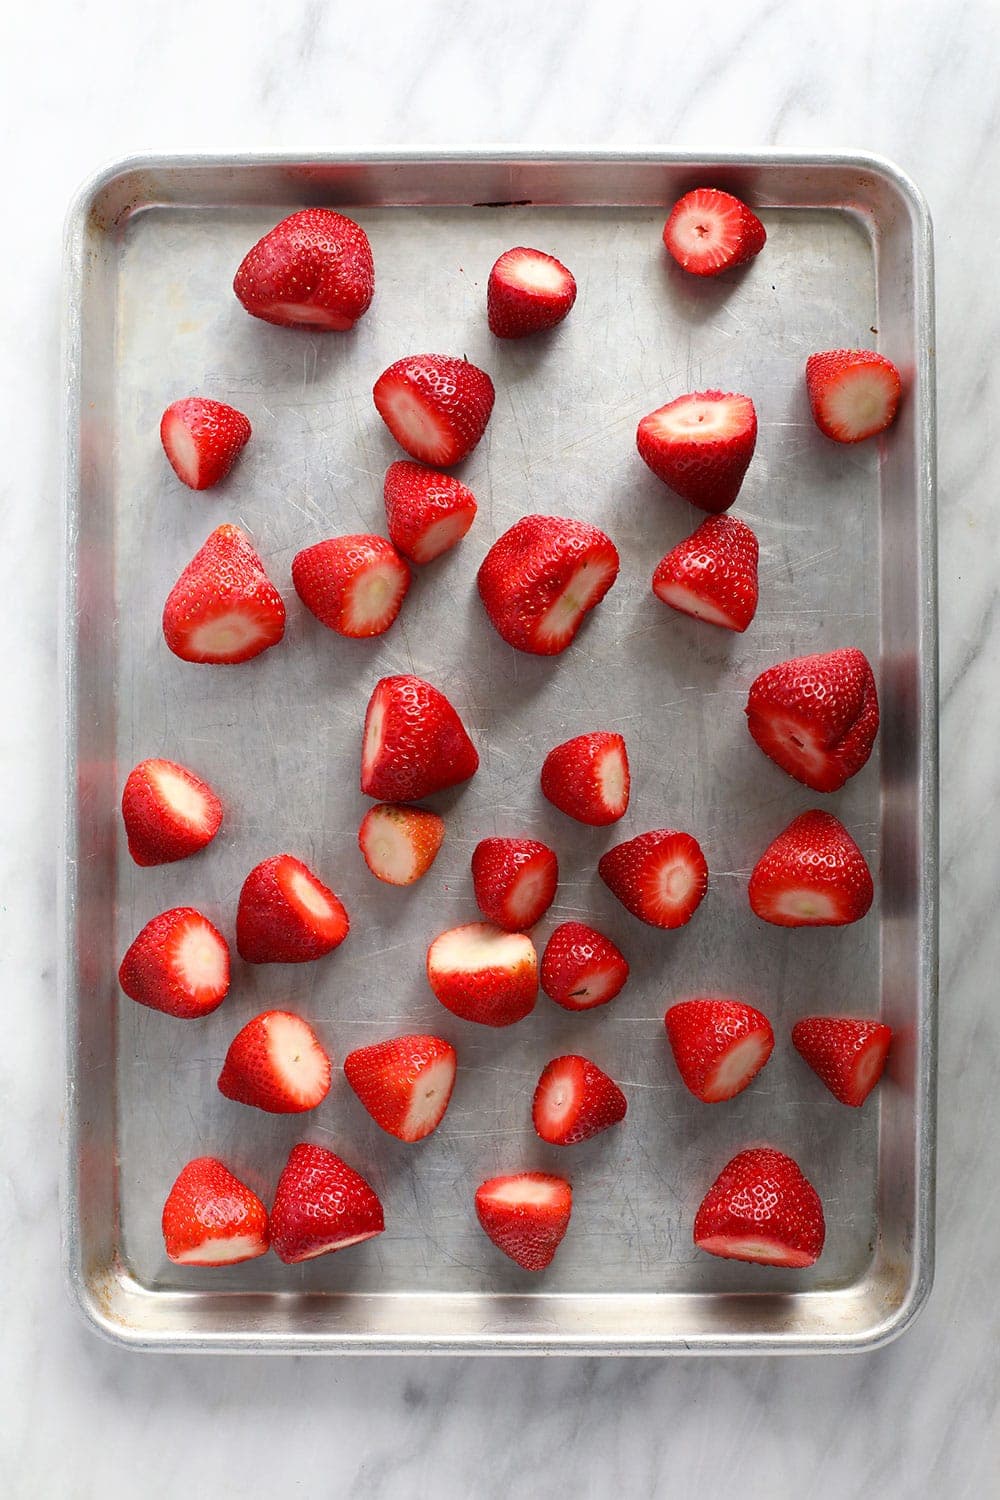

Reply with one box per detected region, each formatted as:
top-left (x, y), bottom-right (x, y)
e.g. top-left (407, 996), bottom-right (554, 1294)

top-left (662, 188), bottom-right (766, 277)
top-left (745, 647), bottom-right (879, 793)
top-left (217, 1010), bottom-right (332, 1114)
top-left (487, 247), bottom-right (577, 338)
top-left (118, 907), bottom-right (230, 1019)
top-left (358, 803), bottom-right (445, 886)
top-left (637, 391), bottom-right (757, 513)
top-left (598, 829), bottom-right (709, 929)
top-left (532, 1054), bottom-right (628, 1145)
top-left (426, 922), bottom-right (538, 1027)
top-left (471, 837), bottom-right (559, 931)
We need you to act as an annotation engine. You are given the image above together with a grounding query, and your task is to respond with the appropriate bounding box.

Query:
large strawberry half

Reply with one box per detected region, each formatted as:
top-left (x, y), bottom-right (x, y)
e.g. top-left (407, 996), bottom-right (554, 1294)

top-left (292, 534), bottom-right (410, 638)
top-left (487, 246), bottom-right (577, 338)
top-left (344, 1034), bottom-right (457, 1142)
top-left (383, 461), bottom-right (478, 564)
top-left (474, 1173), bottom-right (572, 1270)
top-left (119, 907), bottom-right (230, 1019)
top-left (360, 674), bottom-right (479, 802)
top-left (121, 757), bottom-right (223, 867)
top-left (598, 829), bottom-right (709, 929)
top-left (477, 514), bottom-right (620, 655)
top-left (540, 922), bottom-right (630, 1011)
top-left (358, 803), bottom-right (446, 886)
top-left (805, 349), bottom-right (902, 443)
top-left (652, 514), bottom-right (759, 632)
top-left (233, 209), bottom-right (374, 331)
top-left (664, 998), bottom-right (774, 1103)
top-left (791, 1016), bottom-right (893, 1106)
top-left (662, 188), bottom-right (766, 277)
top-left (427, 922), bottom-right (537, 1027)
top-left (373, 354), bottom-right (495, 466)
top-left (162, 1157), bottom-right (269, 1266)
top-left (217, 1010), bottom-right (332, 1114)
top-left (745, 648), bottom-right (879, 793)
top-left (269, 1143), bottom-right (385, 1264)
top-left (236, 854), bottom-right (349, 963)
top-left (540, 731), bottom-right (630, 825)
top-left (471, 836), bottom-right (558, 931)
top-left (637, 391), bottom-right (757, 513)
top-left (162, 524), bottom-right (286, 664)
top-left (532, 1054), bottom-right (627, 1145)
top-left (748, 810), bottom-right (874, 928)
top-left (693, 1147), bottom-right (825, 1268)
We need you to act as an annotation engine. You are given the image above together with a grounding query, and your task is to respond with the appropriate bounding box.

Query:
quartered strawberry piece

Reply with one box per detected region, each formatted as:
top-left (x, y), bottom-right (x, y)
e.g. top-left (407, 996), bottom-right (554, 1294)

top-left (805, 349), bottom-right (902, 443)
top-left (160, 398), bottom-right (252, 491)
top-left (540, 922), bottom-right (630, 1011)
top-left (745, 647), bottom-right (880, 793)
top-left (475, 1172), bottom-right (572, 1270)
top-left (471, 837), bottom-right (558, 931)
top-left (540, 731), bottom-right (630, 826)
top-left (118, 907), bottom-right (230, 1019)
top-left (236, 854), bottom-right (349, 963)
top-left (477, 514), bottom-right (620, 655)
top-left (292, 534), bottom-right (410, 638)
top-left (360, 674), bottom-right (479, 802)
top-left (373, 354), bottom-right (495, 466)
top-left (487, 246), bottom-right (577, 338)
top-left (121, 757), bottom-right (223, 867)
top-left (162, 524), bottom-right (286, 664)
top-left (532, 1054), bottom-right (627, 1145)
top-left (662, 188), bottom-right (766, 277)
top-left (217, 1010), bottom-right (332, 1114)
top-left (426, 922), bottom-right (538, 1027)
top-left (599, 829), bottom-right (708, 929)
top-left (748, 810), bottom-right (874, 928)
top-left (233, 209), bottom-right (374, 331)
top-left (637, 391), bottom-right (757, 513)
top-left (270, 1144), bottom-right (385, 1264)
top-left (383, 460), bottom-right (478, 564)
top-left (358, 803), bottom-right (445, 886)
top-left (652, 514), bottom-right (759, 632)
top-left (664, 998), bottom-right (774, 1103)
top-left (344, 1034), bottom-right (457, 1141)
top-left (791, 1016), bottom-right (893, 1106)
top-left (162, 1157), bottom-right (269, 1267)
top-left (693, 1147), bottom-right (825, 1268)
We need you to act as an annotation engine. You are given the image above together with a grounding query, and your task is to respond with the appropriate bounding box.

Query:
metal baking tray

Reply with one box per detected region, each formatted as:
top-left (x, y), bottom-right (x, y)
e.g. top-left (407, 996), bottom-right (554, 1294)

top-left (61, 151), bottom-right (937, 1354)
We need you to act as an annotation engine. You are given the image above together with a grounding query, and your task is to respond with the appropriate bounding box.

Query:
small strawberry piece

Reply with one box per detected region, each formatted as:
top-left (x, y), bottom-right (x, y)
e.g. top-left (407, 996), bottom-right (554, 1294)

top-left (361, 674), bottom-right (479, 802)
top-left (693, 1147), bottom-right (825, 1268)
top-left (121, 757), bottom-right (223, 867)
top-left (118, 907), bottom-right (230, 1019)
top-left (749, 810), bottom-right (874, 928)
top-left (487, 246), bottom-right (577, 338)
top-left (217, 1010), bottom-right (332, 1114)
top-left (540, 922), bottom-right (630, 1011)
top-left (471, 837), bottom-right (558, 931)
top-left (358, 803), bottom-right (445, 886)
top-left (292, 535), bottom-right (410, 638)
top-left (162, 1157), bottom-right (269, 1267)
top-left (344, 1034), bottom-right (457, 1141)
top-left (599, 829), bottom-right (708, 929)
top-left (806, 349), bottom-right (902, 443)
top-left (745, 648), bottom-right (880, 793)
top-left (162, 524), bottom-right (285, 665)
top-left (270, 1143), bottom-right (384, 1264)
top-left (652, 515), bottom-right (759, 632)
top-left (236, 854), bottom-right (349, 963)
top-left (664, 998), bottom-right (774, 1103)
top-left (233, 209), bottom-right (374, 331)
top-left (160, 398), bottom-right (252, 491)
top-left (540, 731), bottom-right (630, 826)
top-left (475, 1173), bottom-right (572, 1271)
top-left (427, 922), bottom-right (537, 1027)
top-left (383, 461), bottom-right (478, 564)
top-left (791, 1016), bottom-right (893, 1106)
top-left (532, 1055), bottom-right (628, 1145)
top-left (373, 354), bottom-right (495, 466)
top-left (637, 391), bottom-right (757, 513)
top-left (662, 188), bottom-right (766, 277)
top-left (478, 514), bottom-right (620, 656)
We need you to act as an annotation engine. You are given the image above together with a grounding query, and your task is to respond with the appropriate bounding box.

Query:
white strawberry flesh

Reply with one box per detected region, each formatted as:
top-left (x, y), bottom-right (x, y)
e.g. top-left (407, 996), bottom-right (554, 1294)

top-left (161, 411), bottom-right (201, 488)
top-left (537, 555), bottom-right (619, 648)
top-left (430, 924), bottom-right (532, 975)
top-left (596, 743), bottom-right (629, 817)
top-left (377, 381), bottom-right (452, 466)
top-left (175, 921), bottom-right (229, 1001)
top-left (703, 1032), bottom-right (774, 1103)
top-left (822, 368), bottom-right (896, 440)
top-left (261, 1012), bottom-right (331, 1108)
top-left (186, 607), bottom-right (275, 661)
top-left (343, 558), bottom-right (409, 635)
top-left (653, 580), bottom-right (738, 630)
top-left (361, 814), bottom-right (418, 884)
top-left (172, 1232), bottom-right (268, 1267)
top-left (402, 1055), bottom-right (456, 1139)
top-left (498, 251), bottom-right (572, 295)
top-left (696, 1233), bottom-right (815, 1269)
top-left (149, 762), bottom-right (215, 830)
top-left (646, 393), bottom-right (753, 444)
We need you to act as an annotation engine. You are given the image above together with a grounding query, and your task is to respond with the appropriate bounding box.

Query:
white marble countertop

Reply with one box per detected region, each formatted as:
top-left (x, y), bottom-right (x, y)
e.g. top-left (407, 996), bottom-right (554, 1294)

top-left (4, 0), bottom-right (998, 1492)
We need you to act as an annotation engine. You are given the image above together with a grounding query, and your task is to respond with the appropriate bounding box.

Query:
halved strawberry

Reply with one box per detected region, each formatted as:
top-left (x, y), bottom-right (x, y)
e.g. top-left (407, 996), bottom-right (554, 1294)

top-left (487, 246), bottom-right (577, 338)
top-left (121, 757), bottom-right (223, 866)
top-left (236, 854), bottom-right (349, 963)
top-left (118, 907), bottom-right (230, 1019)
top-left (233, 209), bottom-right (374, 331)
top-left (540, 731), bottom-right (630, 825)
top-left (427, 922), bottom-right (537, 1027)
top-left (361, 674), bottom-right (479, 802)
top-left (373, 354), bottom-right (495, 466)
top-left (162, 1157), bottom-right (269, 1266)
top-left (471, 837), bottom-right (558, 931)
top-left (383, 461), bottom-right (478, 564)
top-left (162, 524), bottom-right (286, 664)
top-left (662, 188), bottom-right (766, 277)
top-left (475, 1173), bottom-right (572, 1270)
top-left (745, 648), bottom-right (880, 793)
top-left (598, 829), bottom-right (708, 929)
top-left (693, 1147), bottom-right (825, 1268)
top-left (664, 998), bottom-right (774, 1103)
top-left (532, 1055), bottom-right (627, 1145)
top-left (270, 1144), bottom-right (385, 1264)
top-left (160, 398), bottom-right (252, 491)
top-left (806, 349), bottom-right (902, 443)
top-left (292, 534), bottom-right (410, 638)
top-left (358, 803), bottom-right (445, 886)
top-left (477, 515), bottom-right (620, 655)
top-left (637, 391), bottom-right (757, 513)
top-left (344, 1034), bottom-right (457, 1141)
top-left (791, 1016), bottom-right (893, 1106)
top-left (540, 922), bottom-right (630, 1011)
top-left (748, 810), bottom-right (874, 928)
top-left (217, 1010), bottom-right (332, 1114)
top-left (652, 514), bottom-right (759, 632)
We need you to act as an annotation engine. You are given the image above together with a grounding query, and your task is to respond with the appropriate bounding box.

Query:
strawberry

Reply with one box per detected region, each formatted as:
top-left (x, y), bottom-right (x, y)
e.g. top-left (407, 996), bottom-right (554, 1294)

top-left (663, 998), bottom-right (774, 1103)
top-left (475, 1173), bottom-right (572, 1270)
top-left (217, 1010), bottom-right (332, 1114)
top-left (745, 648), bottom-right (879, 793)
top-left (540, 731), bottom-right (630, 826)
top-left (236, 854), bottom-right (349, 963)
top-left (748, 810), bottom-right (874, 928)
top-left (540, 922), bottom-right (629, 1011)
top-left (233, 209), bottom-right (374, 331)
top-left (160, 398), bottom-right (252, 491)
top-left (637, 391), bottom-right (757, 513)
top-left (358, 803), bottom-right (445, 886)
top-left (121, 757), bottom-right (223, 866)
top-left (652, 514), bottom-right (759, 632)
top-left (372, 354), bottom-right (495, 466)
top-left (662, 188), bottom-right (766, 277)
top-left (806, 349), bottom-right (902, 443)
top-left (598, 829), bottom-right (708, 929)
top-left (477, 514), bottom-right (620, 655)
top-left (162, 524), bottom-right (285, 664)
top-left (269, 1143), bottom-right (385, 1264)
top-left (427, 922), bottom-right (537, 1027)
top-left (361, 674), bottom-right (479, 802)
top-left (383, 461), bottom-right (478, 564)
top-left (118, 907), bottom-right (230, 1019)
top-left (693, 1147), bottom-right (825, 1268)
top-left (487, 246), bottom-right (577, 338)
top-left (791, 1016), bottom-right (893, 1107)
top-left (292, 534), bottom-right (410, 638)
top-left (532, 1055), bottom-right (627, 1145)
top-left (161, 1157), bottom-right (269, 1266)
top-left (343, 1034), bottom-right (457, 1141)
top-left (471, 837), bottom-right (558, 931)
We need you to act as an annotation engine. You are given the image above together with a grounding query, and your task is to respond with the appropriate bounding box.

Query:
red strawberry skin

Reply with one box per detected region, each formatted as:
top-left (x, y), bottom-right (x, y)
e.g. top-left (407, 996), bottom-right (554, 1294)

top-left (663, 998), bottom-right (774, 1103)
top-left (162, 524), bottom-right (286, 664)
top-left (343, 1034), bottom-right (457, 1141)
top-left (652, 515), bottom-right (759, 632)
top-left (270, 1144), bottom-right (385, 1264)
top-left (121, 758), bottom-right (223, 866)
top-left (487, 247), bottom-right (577, 338)
top-left (540, 732), bottom-right (630, 826)
top-left (360, 674), bottom-right (479, 802)
top-left (693, 1148), bottom-right (825, 1268)
top-left (477, 514), bottom-right (620, 655)
top-left (532, 1054), bottom-right (628, 1145)
top-left (160, 398), bottom-right (252, 491)
top-left (748, 810), bottom-right (874, 928)
top-left (373, 354), bottom-right (495, 466)
top-left (162, 1157), bottom-right (269, 1266)
top-left (233, 209), bottom-right (374, 331)
top-left (427, 923), bottom-right (538, 1027)
top-left (745, 648), bottom-right (880, 793)
top-left (471, 837), bottom-right (558, 931)
top-left (598, 829), bottom-right (709, 929)
top-left (118, 907), bottom-right (230, 1019)
top-left (217, 1010), bottom-right (332, 1114)
top-left (805, 349), bottom-right (902, 443)
top-left (791, 1016), bottom-right (893, 1106)
top-left (475, 1173), bottom-right (572, 1270)
top-left (540, 922), bottom-right (630, 1011)
top-left (662, 188), bottom-right (766, 277)
top-left (236, 854), bottom-right (349, 963)
top-left (291, 534), bottom-right (410, 638)
top-left (383, 461), bottom-right (478, 564)
top-left (637, 391), bottom-right (757, 512)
